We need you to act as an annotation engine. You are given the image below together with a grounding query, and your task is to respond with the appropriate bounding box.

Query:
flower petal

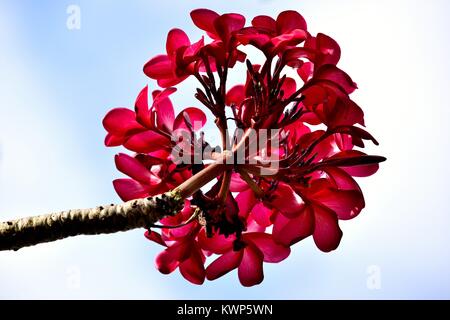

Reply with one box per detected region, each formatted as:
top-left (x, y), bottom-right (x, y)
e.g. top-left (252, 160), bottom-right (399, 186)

top-left (313, 205), bottom-right (343, 252)
top-left (166, 28), bottom-right (190, 55)
top-left (268, 183), bottom-right (305, 218)
top-left (214, 13), bottom-right (246, 43)
top-left (135, 86), bottom-right (152, 128)
top-left (226, 85), bottom-right (245, 106)
top-left (272, 206), bottom-right (315, 246)
top-left (103, 108), bottom-right (143, 135)
top-left (206, 250), bottom-right (242, 281)
top-left (190, 9), bottom-right (220, 37)
top-left (276, 10), bottom-right (307, 33)
top-left (174, 107), bottom-right (207, 131)
top-left (143, 54), bottom-right (173, 79)
top-left (251, 203), bottom-right (273, 227)
top-left (124, 130), bottom-right (169, 153)
top-left (314, 65), bottom-right (358, 94)
top-left (246, 233), bottom-right (290, 263)
top-left (198, 228), bottom-right (235, 254)
top-left (252, 15), bottom-right (277, 34)
top-left (179, 245), bottom-right (206, 285)
top-left (115, 153), bottom-right (161, 185)
top-left (236, 189), bottom-right (258, 219)
top-left (153, 88), bottom-right (176, 132)
top-left (113, 179), bottom-right (149, 201)
top-left (238, 244), bottom-right (264, 287)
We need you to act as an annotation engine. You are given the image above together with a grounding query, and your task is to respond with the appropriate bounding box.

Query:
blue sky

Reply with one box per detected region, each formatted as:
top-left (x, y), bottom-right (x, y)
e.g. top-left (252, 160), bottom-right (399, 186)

top-left (1, 0), bottom-right (450, 299)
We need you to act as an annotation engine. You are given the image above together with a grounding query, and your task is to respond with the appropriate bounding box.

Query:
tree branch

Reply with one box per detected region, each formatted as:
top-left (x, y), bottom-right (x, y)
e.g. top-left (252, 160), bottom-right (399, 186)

top-left (0, 191), bottom-right (184, 252)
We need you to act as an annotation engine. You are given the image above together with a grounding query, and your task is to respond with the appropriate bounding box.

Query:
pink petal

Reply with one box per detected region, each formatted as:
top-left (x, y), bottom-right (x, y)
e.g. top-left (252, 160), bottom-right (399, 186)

top-left (190, 9), bottom-right (220, 37)
top-left (135, 86), bottom-right (152, 128)
top-left (105, 133), bottom-right (125, 147)
top-left (206, 250), bottom-right (243, 281)
top-left (251, 203), bottom-right (273, 227)
top-left (268, 183), bottom-right (305, 218)
top-left (103, 108), bottom-right (143, 135)
top-left (143, 54), bottom-right (173, 79)
top-left (123, 130), bottom-right (169, 153)
top-left (113, 179), bottom-right (149, 201)
top-left (311, 188), bottom-right (365, 221)
top-left (252, 15), bottom-right (277, 34)
top-left (272, 207), bottom-right (315, 246)
top-left (298, 61), bottom-right (314, 82)
top-left (144, 230), bottom-right (166, 247)
top-left (276, 10), bottom-right (307, 33)
top-left (166, 28), bottom-right (190, 55)
top-left (157, 75), bottom-right (188, 88)
top-left (153, 88), bottom-right (176, 132)
top-left (246, 233), bottom-right (290, 263)
top-left (230, 173), bottom-right (249, 192)
top-left (179, 246), bottom-right (206, 285)
top-left (238, 244), bottom-right (264, 287)
top-left (173, 107), bottom-right (207, 131)
top-left (198, 228), bottom-right (235, 254)
top-left (226, 85), bottom-right (245, 106)
top-left (330, 150), bottom-right (380, 177)
top-left (115, 153), bottom-right (161, 185)
top-left (155, 242), bottom-right (186, 274)
top-left (313, 205), bottom-right (343, 252)
top-left (236, 189), bottom-right (258, 219)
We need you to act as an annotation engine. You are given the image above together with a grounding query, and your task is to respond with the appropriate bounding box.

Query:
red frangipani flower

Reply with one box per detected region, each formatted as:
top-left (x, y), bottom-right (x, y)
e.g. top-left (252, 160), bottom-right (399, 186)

top-left (103, 9), bottom-right (385, 286)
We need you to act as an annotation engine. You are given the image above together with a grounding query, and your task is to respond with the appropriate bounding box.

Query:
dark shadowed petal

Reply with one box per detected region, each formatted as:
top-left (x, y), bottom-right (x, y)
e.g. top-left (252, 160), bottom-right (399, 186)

top-left (252, 15), bottom-right (277, 34)
top-left (236, 189), bottom-right (258, 219)
top-left (206, 250), bottom-right (243, 280)
top-left (238, 243), bottom-right (264, 287)
top-left (272, 206), bottom-right (314, 246)
top-left (113, 179), bottom-right (149, 202)
top-left (313, 205), bottom-right (343, 252)
top-left (329, 150), bottom-right (381, 177)
top-left (124, 130), bottom-right (169, 153)
top-left (166, 28), bottom-right (190, 55)
top-left (246, 233), bottom-right (290, 263)
top-left (314, 65), bottom-right (358, 94)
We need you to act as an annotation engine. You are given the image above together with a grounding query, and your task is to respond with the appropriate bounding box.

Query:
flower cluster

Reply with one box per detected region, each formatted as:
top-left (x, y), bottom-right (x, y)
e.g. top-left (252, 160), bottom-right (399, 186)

top-left (103, 9), bottom-right (385, 286)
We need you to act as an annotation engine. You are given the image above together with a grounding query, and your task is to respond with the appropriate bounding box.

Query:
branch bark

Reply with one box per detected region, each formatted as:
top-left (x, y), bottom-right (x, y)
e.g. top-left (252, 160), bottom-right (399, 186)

top-left (0, 191), bottom-right (184, 252)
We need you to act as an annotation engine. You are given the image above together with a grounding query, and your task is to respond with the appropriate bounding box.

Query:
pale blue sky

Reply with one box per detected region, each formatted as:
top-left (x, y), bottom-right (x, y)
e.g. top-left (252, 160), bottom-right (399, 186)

top-left (1, 0), bottom-right (450, 299)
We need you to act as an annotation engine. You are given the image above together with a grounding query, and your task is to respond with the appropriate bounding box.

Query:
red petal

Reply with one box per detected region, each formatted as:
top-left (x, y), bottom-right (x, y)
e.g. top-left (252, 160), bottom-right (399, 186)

top-left (313, 205), bottom-right (343, 252)
top-left (238, 244), bottom-right (264, 287)
top-left (190, 9), bottom-right (220, 37)
top-left (281, 77), bottom-right (297, 98)
top-left (230, 173), bottom-right (249, 192)
top-left (251, 203), bottom-right (273, 227)
top-left (143, 54), bottom-right (173, 80)
top-left (246, 233), bottom-right (290, 263)
top-left (179, 245), bottom-right (206, 285)
top-left (330, 150), bottom-right (380, 177)
top-left (155, 243), bottom-right (186, 274)
top-left (314, 65), bottom-right (358, 94)
top-left (144, 230), bottom-right (167, 247)
top-left (166, 28), bottom-right (190, 55)
top-left (226, 85), bottom-right (245, 106)
top-left (198, 228), bottom-right (235, 254)
top-left (135, 86), bottom-right (152, 128)
top-left (113, 179), bottom-right (149, 202)
top-left (298, 61), bottom-right (314, 82)
top-left (214, 13), bottom-right (246, 42)
top-left (316, 33), bottom-right (341, 66)
top-left (268, 183), bottom-right (305, 218)
top-left (103, 108), bottom-right (143, 135)
top-left (173, 107), bottom-right (207, 131)
top-left (252, 15), bottom-right (277, 34)
top-left (105, 133), bottom-right (125, 147)
top-left (115, 153), bottom-right (160, 185)
top-left (123, 130), bottom-right (169, 153)
top-left (272, 206), bottom-right (315, 246)
top-left (311, 187), bottom-right (365, 221)
top-left (236, 189), bottom-right (258, 219)
top-left (206, 250), bottom-right (242, 281)
top-left (153, 88), bottom-right (176, 132)
top-left (276, 10), bottom-right (307, 33)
